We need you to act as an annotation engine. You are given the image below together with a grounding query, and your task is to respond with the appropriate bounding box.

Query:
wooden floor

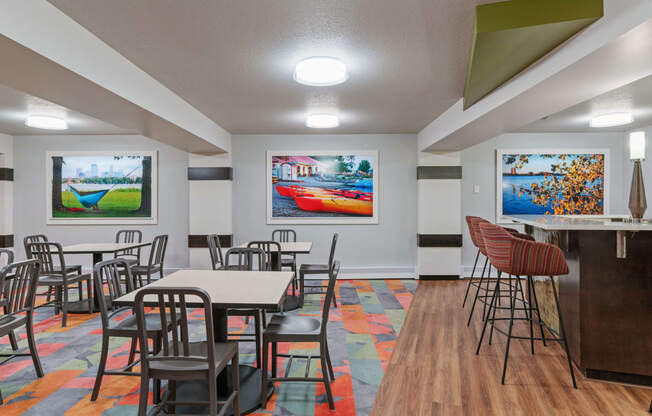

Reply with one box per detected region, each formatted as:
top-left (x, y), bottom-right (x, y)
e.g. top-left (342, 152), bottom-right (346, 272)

top-left (370, 281), bottom-right (651, 416)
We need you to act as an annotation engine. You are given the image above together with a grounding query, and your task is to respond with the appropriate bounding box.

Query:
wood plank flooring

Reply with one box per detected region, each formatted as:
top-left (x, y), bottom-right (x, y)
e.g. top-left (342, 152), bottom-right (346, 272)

top-left (370, 281), bottom-right (651, 415)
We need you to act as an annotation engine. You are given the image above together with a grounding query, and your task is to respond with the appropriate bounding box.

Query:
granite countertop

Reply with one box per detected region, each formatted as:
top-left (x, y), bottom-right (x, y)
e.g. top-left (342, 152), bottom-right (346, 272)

top-left (505, 215), bottom-right (652, 231)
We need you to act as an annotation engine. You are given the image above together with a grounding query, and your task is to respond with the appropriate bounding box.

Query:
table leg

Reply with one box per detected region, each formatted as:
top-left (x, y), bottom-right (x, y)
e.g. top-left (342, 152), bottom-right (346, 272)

top-left (67, 252), bottom-right (103, 314)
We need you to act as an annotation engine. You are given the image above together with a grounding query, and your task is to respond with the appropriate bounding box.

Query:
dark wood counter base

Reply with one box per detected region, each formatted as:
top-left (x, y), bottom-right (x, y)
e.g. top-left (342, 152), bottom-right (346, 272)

top-left (525, 226), bottom-right (652, 386)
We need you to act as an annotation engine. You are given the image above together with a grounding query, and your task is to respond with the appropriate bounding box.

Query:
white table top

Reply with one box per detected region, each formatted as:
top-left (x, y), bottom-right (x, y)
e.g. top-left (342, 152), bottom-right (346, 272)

top-left (236, 241), bottom-right (312, 254)
top-left (505, 215), bottom-right (652, 231)
top-left (113, 269), bottom-right (295, 309)
top-left (62, 242), bottom-right (151, 254)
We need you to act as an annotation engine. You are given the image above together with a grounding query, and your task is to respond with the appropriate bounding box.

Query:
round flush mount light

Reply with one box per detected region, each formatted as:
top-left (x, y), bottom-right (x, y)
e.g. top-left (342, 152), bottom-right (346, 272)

top-left (294, 57), bottom-right (348, 86)
top-left (306, 114), bottom-right (339, 129)
top-left (589, 112), bottom-right (634, 128)
top-left (25, 115), bottom-right (68, 130)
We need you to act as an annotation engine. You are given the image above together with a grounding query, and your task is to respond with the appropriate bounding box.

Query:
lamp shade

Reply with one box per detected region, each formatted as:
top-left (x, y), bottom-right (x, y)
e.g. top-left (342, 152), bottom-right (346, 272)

top-left (629, 131), bottom-right (646, 160)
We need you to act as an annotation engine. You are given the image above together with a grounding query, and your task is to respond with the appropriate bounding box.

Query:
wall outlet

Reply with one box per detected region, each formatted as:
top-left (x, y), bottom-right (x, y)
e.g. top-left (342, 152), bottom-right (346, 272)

top-left (473, 184), bottom-right (480, 194)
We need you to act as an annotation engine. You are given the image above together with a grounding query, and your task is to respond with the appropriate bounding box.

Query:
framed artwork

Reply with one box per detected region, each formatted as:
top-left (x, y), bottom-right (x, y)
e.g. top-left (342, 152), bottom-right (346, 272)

top-left (496, 149), bottom-right (609, 223)
top-left (46, 151), bottom-right (158, 224)
top-left (267, 150), bottom-right (379, 224)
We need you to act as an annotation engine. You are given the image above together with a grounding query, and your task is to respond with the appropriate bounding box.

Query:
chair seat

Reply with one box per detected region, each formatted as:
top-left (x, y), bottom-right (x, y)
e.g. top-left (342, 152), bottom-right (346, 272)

top-left (300, 264), bottom-right (329, 274)
top-left (51, 265), bottom-right (82, 274)
top-left (37, 272), bottom-right (91, 286)
top-left (149, 341), bottom-right (238, 373)
top-left (109, 313), bottom-right (170, 333)
top-left (131, 265), bottom-right (161, 275)
top-left (0, 314), bottom-right (26, 335)
top-left (281, 258), bottom-right (296, 266)
top-left (264, 315), bottom-right (322, 339)
top-left (116, 257), bottom-right (139, 266)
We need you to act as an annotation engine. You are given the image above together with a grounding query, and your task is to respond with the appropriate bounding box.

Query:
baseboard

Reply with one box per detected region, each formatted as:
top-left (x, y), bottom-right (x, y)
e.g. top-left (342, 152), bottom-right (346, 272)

top-left (419, 275), bottom-right (459, 280)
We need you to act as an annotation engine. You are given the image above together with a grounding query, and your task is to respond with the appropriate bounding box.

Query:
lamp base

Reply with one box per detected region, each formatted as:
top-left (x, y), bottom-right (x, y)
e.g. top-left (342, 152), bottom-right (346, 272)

top-left (628, 160), bottom-right (647, 220)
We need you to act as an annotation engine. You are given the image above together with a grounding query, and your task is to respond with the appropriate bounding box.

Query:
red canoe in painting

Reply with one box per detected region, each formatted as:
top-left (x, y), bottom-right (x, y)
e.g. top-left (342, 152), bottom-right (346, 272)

top-left (276, 185), bottom-right (372, 201)
top-left (292, 195), bottom-right (373, 216)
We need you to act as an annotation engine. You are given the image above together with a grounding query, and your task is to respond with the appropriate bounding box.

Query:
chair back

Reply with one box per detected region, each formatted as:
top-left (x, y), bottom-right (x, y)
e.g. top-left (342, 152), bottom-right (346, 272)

top-left (115, 230), bottom-right (143, 259)
top-left (247, 241), bottom-right (281, 270)
top-left (134, 287), bottom-right (215, 375)
top-left (26, 241), bottom-right (67, 277)
top-left (207, 234), bottom-right (224, 270)
top-left (93, 258), bottom-right (134, 329)
top-left (0, 248), bottom-right (13, 268)
top-left (0, 259), bottom-right (40, 316)
top-left (24, 234), bottom-right (48, 258)
top-left (272, 229), bottom-right (296, 243)
top-left (224, 247), bottom-right (266, 271)
top-left (465, 216), bottom-right (482, 249)
top-left (147, 235), bottom-right (168, 270)
top-left (327, 233), bottom-right (339, 267)
top-left (468, 217), bottom-right (490, 255)
top-left (477, 222), bottom-right (514, 274)
top-left (321, 260), bottom-right (340, 335)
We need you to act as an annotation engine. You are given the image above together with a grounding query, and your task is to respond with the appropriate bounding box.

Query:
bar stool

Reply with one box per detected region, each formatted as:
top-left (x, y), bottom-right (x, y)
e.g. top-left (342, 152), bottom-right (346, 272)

top-left (465, 217), bottom-right (495, 325)
top-left (476, 222), bottom-right (577, 388)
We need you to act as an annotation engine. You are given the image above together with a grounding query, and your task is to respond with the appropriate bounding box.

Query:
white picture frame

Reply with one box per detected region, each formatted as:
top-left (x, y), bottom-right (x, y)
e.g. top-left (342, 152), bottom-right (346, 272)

top-left (496, 148), bottom-right (610, 223)
top-left (266, 150), bottom-right (379, 225)
top-left (46, 150), bottom-right (158, 225)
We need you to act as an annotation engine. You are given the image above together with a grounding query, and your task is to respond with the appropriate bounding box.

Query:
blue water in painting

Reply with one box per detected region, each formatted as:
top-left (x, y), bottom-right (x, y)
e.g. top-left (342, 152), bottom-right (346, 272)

top-left (503, 175), bottom-right (603, 214)
top-left (503, 176), bottom-right (552, 214)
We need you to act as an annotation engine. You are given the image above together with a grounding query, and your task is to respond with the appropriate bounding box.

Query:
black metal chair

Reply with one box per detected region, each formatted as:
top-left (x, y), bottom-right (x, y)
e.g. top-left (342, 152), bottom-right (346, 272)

top-left (91, 258), bottom-right (171, 402)
top-left (134, 287), bottom-right (240, 416)
top-left (224, 247), bottom-right (267, 368)
top-left (207, 234), bottom-right (225, 270)
top-left (132, 234), bottom-right (168, 287)
top-left (246, 241), bottom-right (281, 271)
top-left (300, 233), bottom-right (338, 308)
top-left (0, 259), bottom-right (44, 405)
top-left (261, 261), bottom-right (340, 410)
top-left (0, 249), bottom-right (18, 353)
top-left (272, 229), bottom-right (297, 286)
top-left (114, 230), bottom-right (143, 266)
top-left (26, 241), bottom-right (93, 327)
top-left (24, 234), bottom-right (82, 303)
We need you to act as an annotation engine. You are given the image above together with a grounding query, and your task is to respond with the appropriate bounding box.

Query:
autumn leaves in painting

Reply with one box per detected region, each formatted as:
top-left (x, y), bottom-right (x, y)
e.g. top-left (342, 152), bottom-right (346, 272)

top-left (502, 152), bottom-right (606, 216)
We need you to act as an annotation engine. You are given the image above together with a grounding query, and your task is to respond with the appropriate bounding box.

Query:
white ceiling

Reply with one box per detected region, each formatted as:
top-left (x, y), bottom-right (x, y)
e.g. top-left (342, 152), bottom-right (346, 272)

top-left (519, 74), bottom-right (652, 132)
top-left (47, 0), bottom-right (489, 134)
top-left (0, 83), bottom-right (135, 136)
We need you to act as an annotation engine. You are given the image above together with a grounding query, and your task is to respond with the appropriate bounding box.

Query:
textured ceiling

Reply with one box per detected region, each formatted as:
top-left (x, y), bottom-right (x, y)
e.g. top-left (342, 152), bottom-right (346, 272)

top-left (47, 0), bottom-right (489, 134)
top-left (519, 74), bottom-right (652, 132)
top-left (0, 83), bottom-right (134, 136)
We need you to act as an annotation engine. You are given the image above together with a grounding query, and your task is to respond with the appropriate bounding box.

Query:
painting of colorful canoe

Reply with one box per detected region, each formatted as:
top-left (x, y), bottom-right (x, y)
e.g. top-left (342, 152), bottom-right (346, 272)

top-left (267, 150), bottom-right (379, 224)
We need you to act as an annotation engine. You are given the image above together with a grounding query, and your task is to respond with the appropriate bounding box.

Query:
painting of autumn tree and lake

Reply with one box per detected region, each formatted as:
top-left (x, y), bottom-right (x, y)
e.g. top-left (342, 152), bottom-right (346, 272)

top-left (497, 150), bottom-right (608, 221)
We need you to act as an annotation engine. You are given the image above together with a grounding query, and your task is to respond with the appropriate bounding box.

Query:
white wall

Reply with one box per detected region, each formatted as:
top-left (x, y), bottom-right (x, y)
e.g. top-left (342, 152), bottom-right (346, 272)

top-left (232, 134), bottom-right (417, 277)
top-left (13, 135), bottom-right (189, 269)
top-left (460, 131), bottom-right (628, 271)
top-left (0, 133), bottom-right (13, 250)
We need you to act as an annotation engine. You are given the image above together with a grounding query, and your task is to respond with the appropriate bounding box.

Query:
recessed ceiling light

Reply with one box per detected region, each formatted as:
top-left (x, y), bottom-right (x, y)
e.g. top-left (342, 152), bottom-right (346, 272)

top-left (306, 114), bottom-right (339, 128)
top-left (589, 112), bottom-right (634, 128)
top-left (25, 115), bottom-right (68, 130)
top-left (294, 57), bottom-right (348, 86)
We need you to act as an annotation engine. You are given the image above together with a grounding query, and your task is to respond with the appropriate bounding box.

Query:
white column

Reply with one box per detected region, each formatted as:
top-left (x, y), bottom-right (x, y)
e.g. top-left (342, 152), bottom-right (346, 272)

top-left (0, 133), bottom-right (14, 256)
top-left (417, 151), bottom-right (462, 279)
top-left (188, 153), bottom-right (233, 269)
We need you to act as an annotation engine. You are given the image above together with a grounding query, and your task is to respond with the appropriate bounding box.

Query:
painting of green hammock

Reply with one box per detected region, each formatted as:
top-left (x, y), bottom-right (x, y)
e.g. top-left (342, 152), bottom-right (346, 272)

top-left (47, 151), bottom-right (157, 224)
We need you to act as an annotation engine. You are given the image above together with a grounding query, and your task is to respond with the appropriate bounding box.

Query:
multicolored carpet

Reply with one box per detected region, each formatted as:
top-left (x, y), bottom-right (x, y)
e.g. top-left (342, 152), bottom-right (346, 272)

top-left (0, 279), bottom-right (416, 415)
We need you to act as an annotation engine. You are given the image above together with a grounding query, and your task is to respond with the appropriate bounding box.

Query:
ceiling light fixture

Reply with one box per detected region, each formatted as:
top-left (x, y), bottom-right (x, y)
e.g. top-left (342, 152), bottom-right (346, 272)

top-left (306, 114), bottom-right (339, 128)
top-left (294, 57), bottom-right (348, 86)
top-left (25, 115), bottom-right (68, 130)
top-left (589, 112), bottom-right (634, 128)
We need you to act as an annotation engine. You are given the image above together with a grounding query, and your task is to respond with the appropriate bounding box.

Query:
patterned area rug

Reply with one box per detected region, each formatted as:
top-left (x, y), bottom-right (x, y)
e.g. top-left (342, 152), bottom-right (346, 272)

top-left (0, 279), bottom-right (416, 415)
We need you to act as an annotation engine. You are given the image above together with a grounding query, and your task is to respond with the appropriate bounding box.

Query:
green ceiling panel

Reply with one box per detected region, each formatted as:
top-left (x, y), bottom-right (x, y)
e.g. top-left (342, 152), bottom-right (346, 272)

top-left (463, 0), bottom-right (603, 110)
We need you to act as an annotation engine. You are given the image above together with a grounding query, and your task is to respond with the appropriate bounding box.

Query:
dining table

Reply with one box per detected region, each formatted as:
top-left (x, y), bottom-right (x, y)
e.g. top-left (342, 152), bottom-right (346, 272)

top-left (113, 269), bottom-right (295, 415)
top-left (62, 242), bottom-right (151, 313)
top-left (236, 241), bottom-right (312, 311)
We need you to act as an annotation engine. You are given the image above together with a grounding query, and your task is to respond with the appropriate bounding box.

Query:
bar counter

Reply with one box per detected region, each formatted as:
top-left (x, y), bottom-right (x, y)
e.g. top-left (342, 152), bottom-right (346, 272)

top-left (506, 215), bottom-right (652, 386)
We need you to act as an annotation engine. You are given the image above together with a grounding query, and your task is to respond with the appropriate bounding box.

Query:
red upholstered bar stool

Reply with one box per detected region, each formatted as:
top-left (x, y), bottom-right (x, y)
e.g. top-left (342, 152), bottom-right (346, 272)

top-left (476, 223), bottom-right (577, 388)
top-left (462, 216), bottom-right (486, 307)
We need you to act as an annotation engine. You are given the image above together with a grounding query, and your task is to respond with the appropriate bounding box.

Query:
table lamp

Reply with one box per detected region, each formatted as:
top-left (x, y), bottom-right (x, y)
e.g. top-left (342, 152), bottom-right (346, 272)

top-left (628, 131), bottom-right (647, 221)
